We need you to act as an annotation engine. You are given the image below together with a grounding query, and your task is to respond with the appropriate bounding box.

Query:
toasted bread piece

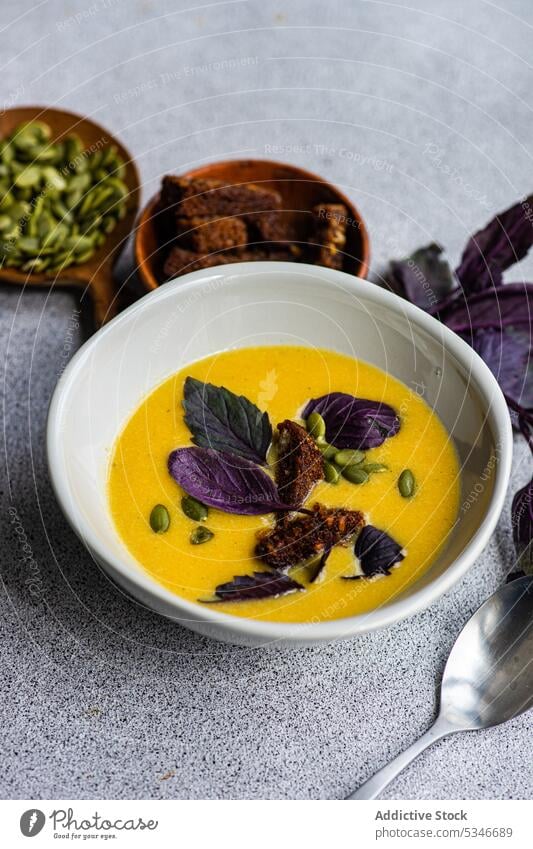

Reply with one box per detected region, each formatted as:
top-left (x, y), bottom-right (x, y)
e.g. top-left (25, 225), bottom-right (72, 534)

top-left (163, 245), bottom-right (300, 279)
top-left (275, 419), bottom-right (324, 508)
top-left (161, 176), bottom-right (281, 217)
top-left (311, 203), bottom-right (348, 270)
top-left (255, 504), bottom-right (365, 571)
top-left (245, 209), bottom-right (298, 243)
top-left (176, 216), bottom-right (248, 253)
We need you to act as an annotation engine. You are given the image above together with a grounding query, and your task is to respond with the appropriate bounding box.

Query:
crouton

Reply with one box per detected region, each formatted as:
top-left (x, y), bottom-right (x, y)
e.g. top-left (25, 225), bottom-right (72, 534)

top-left (255, 503), bottom-right (365, 571)
top-left (275, 419), bottom-right (324, 508)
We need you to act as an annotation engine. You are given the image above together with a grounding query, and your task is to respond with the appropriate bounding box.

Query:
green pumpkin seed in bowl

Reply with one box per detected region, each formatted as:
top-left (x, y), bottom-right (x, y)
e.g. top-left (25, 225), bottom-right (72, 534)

top-left (0, 120), bottom-right (129, 274)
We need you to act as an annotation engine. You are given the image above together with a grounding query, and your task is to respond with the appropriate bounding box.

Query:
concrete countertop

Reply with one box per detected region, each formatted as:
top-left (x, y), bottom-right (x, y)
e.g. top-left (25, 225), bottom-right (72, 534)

top-left (1, 0), bottom-right (532, 799)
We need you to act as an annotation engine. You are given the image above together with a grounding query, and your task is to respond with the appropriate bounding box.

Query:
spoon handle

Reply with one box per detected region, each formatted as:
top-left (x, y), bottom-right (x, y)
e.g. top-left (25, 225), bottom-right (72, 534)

top-left (345, 716), bottom-right (452, 800)
top-left (87, 263), bottom-right (119, 327)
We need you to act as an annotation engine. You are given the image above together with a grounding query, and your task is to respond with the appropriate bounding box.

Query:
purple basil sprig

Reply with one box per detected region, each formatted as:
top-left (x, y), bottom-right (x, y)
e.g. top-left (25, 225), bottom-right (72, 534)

top-left (386, 196), bottom-right (533, 580)
top-left (203, 571), bottom-right (304, 603)
top-left (386, 199), bottom-right (533, 427)
top-left (302, 392), bottom-right (400, 450)
top-left (168, 446), bottom-right (293, 515)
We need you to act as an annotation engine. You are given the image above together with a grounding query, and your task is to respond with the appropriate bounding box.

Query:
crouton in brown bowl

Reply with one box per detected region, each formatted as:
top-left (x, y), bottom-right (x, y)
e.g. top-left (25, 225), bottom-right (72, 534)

top-left (134, 160), bottom-right (370, 291)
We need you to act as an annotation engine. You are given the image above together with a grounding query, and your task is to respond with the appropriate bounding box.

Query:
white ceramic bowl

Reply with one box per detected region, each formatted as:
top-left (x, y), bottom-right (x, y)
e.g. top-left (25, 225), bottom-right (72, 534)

top-left (47, 262), bottom-right (512, 647)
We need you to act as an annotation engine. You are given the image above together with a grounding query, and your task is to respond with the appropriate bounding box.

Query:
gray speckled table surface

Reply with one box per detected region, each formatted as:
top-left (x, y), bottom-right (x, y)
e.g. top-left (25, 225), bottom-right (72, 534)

top-left (1, 0), bottom-right (532, 800)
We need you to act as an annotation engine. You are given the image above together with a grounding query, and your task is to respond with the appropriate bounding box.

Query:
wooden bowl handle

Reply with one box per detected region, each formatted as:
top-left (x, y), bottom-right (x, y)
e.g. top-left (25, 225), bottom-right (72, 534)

top-left (87, 262), bottom-right (119, 326)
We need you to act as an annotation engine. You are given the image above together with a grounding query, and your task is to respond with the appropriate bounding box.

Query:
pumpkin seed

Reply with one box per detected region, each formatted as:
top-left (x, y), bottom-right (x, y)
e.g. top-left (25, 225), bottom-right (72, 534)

top-left (398, 469), bottom-right (415, 498)
top-left (190, 526), bottom-right (214, 545)
top-left (13, 121), bottom-right (51, 151)
top-left (42, 166), bottom-right (66, 192)
top-left (2, 224), bottom-right (20, 241)
top-left (0, 215), bottom-right (12, 231)
top-left (17, 187), bottom-right (34, 202)
top-left (34, 145), bottom-right (60, 163)
top-left (51, 199), bottom-right (72, 223)
top-left (0, 191), bottom-right (13, 210)
top-left (181, 494), bottom-right (208, 522)
top-left (306, 411), bottom-right (326, 440)
top-left (64, 135), bottom-right (83, 164)
top-left (0, 141), bottom-right (14, 164)
top-left (362, 463), bottom-right (388, 474)
top-left (21, 257), bottom-right (48, 272)
top-left (93, 167), bottom-right (110, 183)
top-left (17, 236), bottom-right (40, 254)
top-left (81, 213), bottom-right (103, 234)
top-left (90, 151), bottom-right (103, 170)
top-left (342, 466), bottom-right (369, 484)
top-left (99, 144), bottom-right (118, 168)
top-left (73, 248), bottom-right (94, 264)
top-left (42, 222), bottom-right (68, 247)
top-left (114, 161), bottom-right (127, 181)
top-left (316, 440), bottom-right (337, 460)
top-left (37, 212), bottom-right (56, 241)
top-left (334, 449), bottom-right (365, 467)
top-left (104, 176), bottom-right (128, 198)
top-left (15, 166), bottom-right (41, 189)
top-left (149, 503), bottom-right (170, 533)
top-left (10, 200), bottom-right (30, 220)
top-left (67, 173), bottom-right (91, 193)
top-left (72, 154), bottom-right (90, 174)
top-left (323, 460), bottom-right (340, 484)
top-left (102, 215), bottom-right (116, 233)
top-left (93, 231), bottom-right (106, 248)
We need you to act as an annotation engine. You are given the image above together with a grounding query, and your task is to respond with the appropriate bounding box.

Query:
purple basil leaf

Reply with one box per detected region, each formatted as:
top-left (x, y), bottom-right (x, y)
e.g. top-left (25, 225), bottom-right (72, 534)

top-left (387, 243), bottom-right (456, 311)
top-left (511, 477), bottom-right (533, 577)
top-left (205, 571), bottom-right (304, 602)
top-left (464, 326), bottom-right (533, 418)
top-left (308, 547), bottom-right (331, 584)
top-left (456, 195), bottom-right (533, 293)
top-left (183, 376), bottom-right (272, 465)
top-left (437, 283), bottom-right (533, 426)
top-left (302, 393), bottom-right (400, 450)
top-left (168, 447), bottom-right (292, 515)
top-left (344, 524), bottom-right (404, 578)
top-left (438, 283), bottom-right (533, 332)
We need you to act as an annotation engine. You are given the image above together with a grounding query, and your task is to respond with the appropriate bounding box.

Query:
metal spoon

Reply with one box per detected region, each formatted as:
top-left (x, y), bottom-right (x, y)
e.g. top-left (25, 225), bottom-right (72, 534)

top-left (346, 576), bottom-right (533, 799)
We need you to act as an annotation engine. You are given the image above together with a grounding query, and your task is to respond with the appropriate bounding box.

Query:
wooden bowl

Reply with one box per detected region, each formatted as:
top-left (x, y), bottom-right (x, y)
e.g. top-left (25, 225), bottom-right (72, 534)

top-left (134, 159), bottom-right (370, 291)
top-left (0, 106), bottom-right (140, 325)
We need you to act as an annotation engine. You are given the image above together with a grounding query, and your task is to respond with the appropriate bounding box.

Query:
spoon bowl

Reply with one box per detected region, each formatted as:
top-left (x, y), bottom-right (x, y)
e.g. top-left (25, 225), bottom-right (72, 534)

top-left (347, 576), bottom-right (533, 799)
top-left (0, 106), bottom-right (140, 325)
top-left (441, 575), bottom-right (533, 729)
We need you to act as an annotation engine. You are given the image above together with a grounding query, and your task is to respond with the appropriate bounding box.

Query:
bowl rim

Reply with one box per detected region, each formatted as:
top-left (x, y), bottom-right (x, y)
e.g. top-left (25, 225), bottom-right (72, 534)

top-left (47, 261), bottom-right (513, 643)
top-left (133, 158), bottom-right (371, 292)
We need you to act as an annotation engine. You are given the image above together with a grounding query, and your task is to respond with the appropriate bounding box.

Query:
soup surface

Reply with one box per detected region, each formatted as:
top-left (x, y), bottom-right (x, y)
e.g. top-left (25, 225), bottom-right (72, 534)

top-left (109, 346), bottom-right (460, 622)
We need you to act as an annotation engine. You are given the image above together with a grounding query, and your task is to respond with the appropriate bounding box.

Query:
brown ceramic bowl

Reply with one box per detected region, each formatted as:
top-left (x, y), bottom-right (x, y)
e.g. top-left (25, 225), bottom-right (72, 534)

top-left (134, 159), bottom-right (370, 291)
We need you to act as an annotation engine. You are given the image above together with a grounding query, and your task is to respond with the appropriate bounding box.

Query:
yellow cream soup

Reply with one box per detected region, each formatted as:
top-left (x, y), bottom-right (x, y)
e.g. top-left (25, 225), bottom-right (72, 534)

top-left (109, 346), bottom-right (460, 623)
